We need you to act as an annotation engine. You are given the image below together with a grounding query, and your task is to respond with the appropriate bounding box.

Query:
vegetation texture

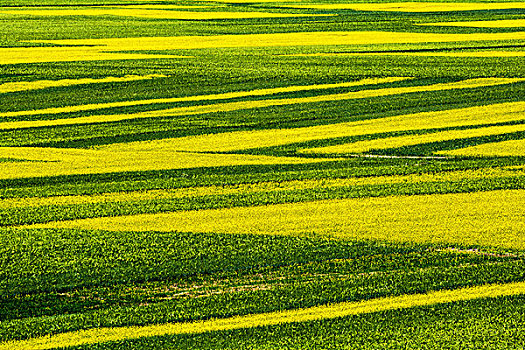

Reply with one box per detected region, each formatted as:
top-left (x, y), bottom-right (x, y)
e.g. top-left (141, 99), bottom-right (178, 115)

top-left (1, 0), bottom-right (524, 349)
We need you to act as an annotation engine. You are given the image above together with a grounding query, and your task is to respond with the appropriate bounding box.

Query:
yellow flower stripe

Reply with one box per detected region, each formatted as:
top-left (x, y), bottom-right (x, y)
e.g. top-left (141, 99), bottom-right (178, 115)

top-left (283, 2), bottom-right (525, 12)
top-left (3, 167), bottom-right (524, 209)
top-left (0, 46), bottom-right (186, 66)
top-left (420, 19), bottom-right (525, 28)
top-left (1, 78), bottom-right (521, 131)
top-left (2, 30), bottom-right (525, 66)
top-left (0, 77), bottom-right (407, 119)
top-left (101, 100), bottom-right (525, 153)
top-left (2, 281), bottom-right (525, 350)
top-left (439, 139), bottom-right (525, 157)
top-left (0, 74), bottom-right (165, 94)
top-left (31, 189), bottom-right (525, 250)
top-left (288, 51), bottom-right (525, 58)
top-left (0, 147), bottom-right (324, 180)
top-left (111, 5), bottom-right (212, 9)
top-left (301, 122), bottom-right (525, 155)
top-left (32, 31), bottom-right (525, 51)
top-left (0, 8), bottom-right (326, 20)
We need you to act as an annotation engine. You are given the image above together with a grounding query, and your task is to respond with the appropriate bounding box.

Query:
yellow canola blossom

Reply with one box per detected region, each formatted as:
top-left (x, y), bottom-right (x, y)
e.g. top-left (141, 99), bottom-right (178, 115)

top-left (0, 77), bottom-right (407, 119)
top-left (440, 139), bottom-right (525, 157)
top-left (0, 147), bottom-right (323, 180)
top-left (0, 74), bottom-right (165, 94)
top-left (420, 19), bottom-right (525, 28)
top-left (283, 2), bottom-right (525, 12)
top-left (0, 46), bottom-right (186, 66)
top-left (33, 189), bottom-right (525, 250)
top-left (2, 30), bottom-right (525, 66)
top-left (101, 101), bottom-right (525, 153)
top-left (99, 5), bottom-right (213, 9)
top-left (2, 78), bottom-right (522, 130)
top-left (301, 122), bottom-right (525, 155)
top-left (0, 8), bottom-right (325, 20)
top-left (2, 281), bottom-right (525, 350)
top-left (32, 31), bottom-right (525, 50)
top-left (4, 167), bottom-right (524, 209)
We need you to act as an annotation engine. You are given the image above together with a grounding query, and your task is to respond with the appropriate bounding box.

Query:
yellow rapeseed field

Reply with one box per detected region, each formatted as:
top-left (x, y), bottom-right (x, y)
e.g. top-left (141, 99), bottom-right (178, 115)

top-left (0, 75), bottom-right (165, 94)
top-left (32, 189), bottom-right (525, 250)
top-left (420, 19), bottom-right (525, 28)
top-left (2, 0), bottom-right (524, 347)
top-left (0, 8), bottom-right (325, 20)
top-left (0, 46), bottom-right (185, 65)
top-left (0, 147), bottom-right (325, 180)
top-left (2, 31), bottom-right (524, 65)
top-left (101, 101), bottom-right (525, 153)
top-left (283, 2), bottom-right (525, 12)
top-left (440, 139), bottom-right (525, 157)
top-left (4, 167), bottom-right (523, 209)
top-left (2, 78), bottom-right (522, 130)
top-left (2, 281), bottom-right (524, 350)
top-left (301, 123), bottom-right (525, 155)
top-left (32, 31), bottom-right (525, 50)
top-left (0, 77), bottom-right (407, 119)
top-left (111, 5), bottom-right (212, 9)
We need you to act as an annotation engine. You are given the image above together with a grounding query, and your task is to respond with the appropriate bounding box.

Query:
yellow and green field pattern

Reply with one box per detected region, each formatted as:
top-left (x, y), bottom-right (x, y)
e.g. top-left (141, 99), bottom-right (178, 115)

top-left (2, 282), bottom-right (525, 350)
top-left (1, 0), bottom-right (525, 349)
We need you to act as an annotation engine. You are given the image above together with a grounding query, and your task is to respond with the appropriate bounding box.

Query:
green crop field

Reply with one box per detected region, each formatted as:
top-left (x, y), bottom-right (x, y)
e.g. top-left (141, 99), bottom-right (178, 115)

top-left (1, 0), bottom-right (525, 349)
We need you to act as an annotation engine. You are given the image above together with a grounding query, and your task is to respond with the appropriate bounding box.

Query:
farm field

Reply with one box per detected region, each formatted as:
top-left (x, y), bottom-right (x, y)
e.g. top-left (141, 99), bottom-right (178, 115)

top-left (0, 0), bottom-right (524, 349)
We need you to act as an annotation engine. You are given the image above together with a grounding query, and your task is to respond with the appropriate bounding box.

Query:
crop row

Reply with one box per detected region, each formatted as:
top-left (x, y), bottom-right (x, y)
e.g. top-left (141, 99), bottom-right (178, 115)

top-left (442, 138), bottom-right (525, 157)
top-left (2, 156), bottom-right (521, 198)
top-left (301, 121), bottom-right (525, 155)
top-left (4, 281), bottom-right (525, 350)
top-left (2, 95), bottom-right (524, 181)
top-left (5, 81), bottom-right (525, 150)
top-left (28, 189), bottom-right (525, 250)
top-left (0, 7), bottom-right (326, 21)
top-left (2, 173), bottom-right (525, 226)
top-left (1, 166), bottom-right (521, 209)
top-left (62, 295), bottom-right (525, 350)
top-left (2, 77), bottom-right (512, 128)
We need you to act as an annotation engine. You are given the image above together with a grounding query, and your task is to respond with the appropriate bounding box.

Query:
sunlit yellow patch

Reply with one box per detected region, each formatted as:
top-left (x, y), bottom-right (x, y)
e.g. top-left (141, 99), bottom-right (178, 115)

top-left (0, 8), bottom-right (324, 20)
top-left (0, 74), bottom-right (165, 94)
top-left (420, 19), bottom-right (525, 28)
top-left (284, 2), bottom-right (525, 12)
top-left (31, 189), bottom-right (525, 250)
top-left (32, 31), bottom-right (525, 50)
top-left (102, 5), bottom-right (213, 9)
top-left (0, 146), bottom-right (325, 180)
top-left (0, 46), bottom-right (187, 65)
top-left (2, 30), bottom-right (525, 66)
top-left (2, 281), bottom-right (524, 350)
top-left (301, 122), bottom-right (525, 155)
top-left (101, 100), bottom-right (525, 153)
top-left (439, 139), bottom-right (525, 157)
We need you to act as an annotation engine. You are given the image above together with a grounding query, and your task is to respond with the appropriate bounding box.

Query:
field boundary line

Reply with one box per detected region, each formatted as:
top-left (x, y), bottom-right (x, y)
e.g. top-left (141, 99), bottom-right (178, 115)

top-left (2, 281), bottom-right (525, 350)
